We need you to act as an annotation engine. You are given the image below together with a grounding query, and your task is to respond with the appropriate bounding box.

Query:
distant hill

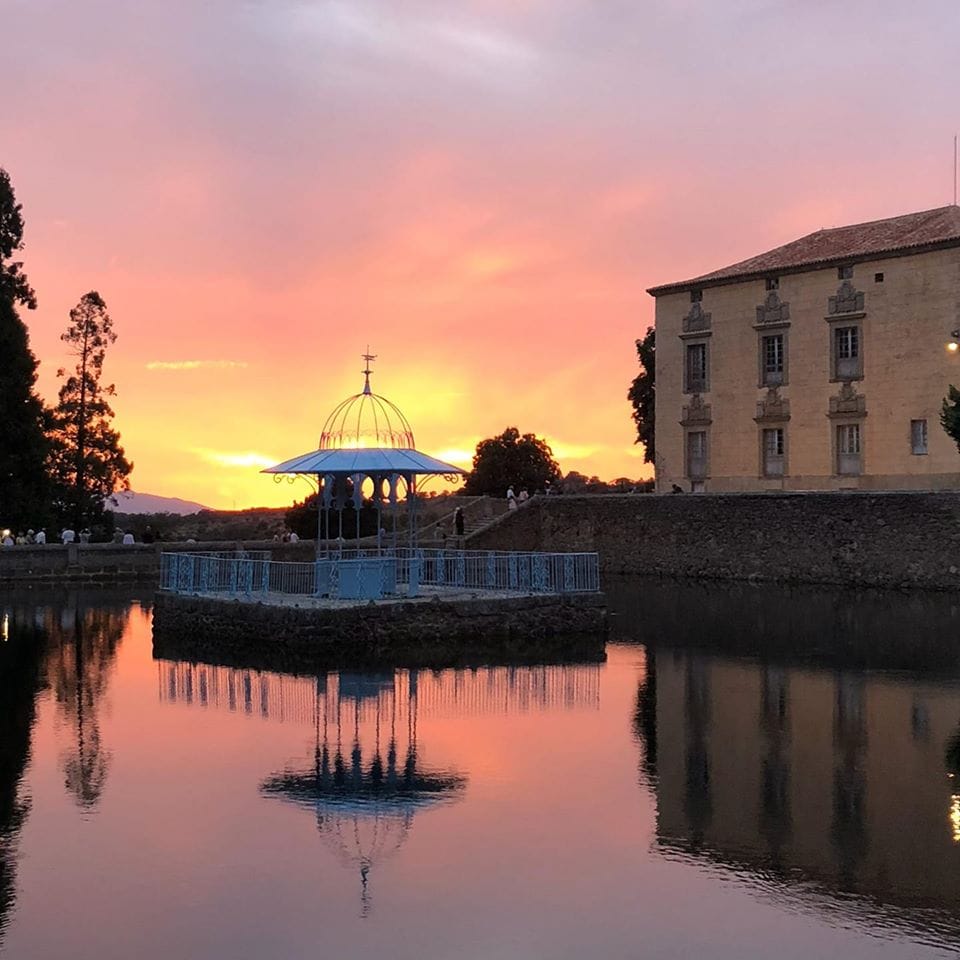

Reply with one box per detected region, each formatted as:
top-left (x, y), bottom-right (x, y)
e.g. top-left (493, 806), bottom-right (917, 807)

top-left (110, 491), bottom-right (210, 516)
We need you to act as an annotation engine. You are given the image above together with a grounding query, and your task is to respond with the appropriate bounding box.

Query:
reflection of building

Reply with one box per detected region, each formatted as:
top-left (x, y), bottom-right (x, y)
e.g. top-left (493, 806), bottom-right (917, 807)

top-left (159, 659), bottom-right (600, 915)
top-left (639, 649), bottom-right (960, 937)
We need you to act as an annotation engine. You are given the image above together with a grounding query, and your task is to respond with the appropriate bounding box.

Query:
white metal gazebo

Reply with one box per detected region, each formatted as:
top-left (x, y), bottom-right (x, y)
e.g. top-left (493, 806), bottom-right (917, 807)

top-left (262, 352), bottom-right (464, 552)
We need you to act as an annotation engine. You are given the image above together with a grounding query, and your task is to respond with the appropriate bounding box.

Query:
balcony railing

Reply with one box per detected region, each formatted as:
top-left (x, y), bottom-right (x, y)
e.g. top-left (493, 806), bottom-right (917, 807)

top-left (159, 548), bottom-right (600, 602)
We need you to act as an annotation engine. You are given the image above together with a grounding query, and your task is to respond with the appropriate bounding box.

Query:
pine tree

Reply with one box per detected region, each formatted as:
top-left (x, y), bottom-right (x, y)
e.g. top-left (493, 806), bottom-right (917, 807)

top-left (0, 168), bottom-right (50, 530)
top-left (49, 292), bottom-right (132, 528)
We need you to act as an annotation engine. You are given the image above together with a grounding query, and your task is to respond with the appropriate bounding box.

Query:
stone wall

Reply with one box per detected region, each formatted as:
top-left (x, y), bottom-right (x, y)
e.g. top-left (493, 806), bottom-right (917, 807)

top-left (468, 492), bottom-right (960, 590)
top-left (152, 592), bottom-right (607, 671)
top-left (0, 540), bottom-right (315, 584)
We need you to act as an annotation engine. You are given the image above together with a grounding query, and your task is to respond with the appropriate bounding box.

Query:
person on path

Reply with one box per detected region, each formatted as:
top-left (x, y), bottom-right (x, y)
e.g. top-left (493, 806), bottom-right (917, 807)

top-left (454, 507), bottom-right (465, 537)
top-left (506, 486), bottom-right (517, 510)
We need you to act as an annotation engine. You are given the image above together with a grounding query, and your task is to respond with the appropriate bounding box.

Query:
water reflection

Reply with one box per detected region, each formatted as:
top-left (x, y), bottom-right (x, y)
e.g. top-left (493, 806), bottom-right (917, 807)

top-left (0, 589), bottom-right (133, 945)
top-left (629, 580), bottom-right (960, 944)
top-left (0, 606), bottom-right (46, 948)
top-left (158, 659), bottom-right (600, 916)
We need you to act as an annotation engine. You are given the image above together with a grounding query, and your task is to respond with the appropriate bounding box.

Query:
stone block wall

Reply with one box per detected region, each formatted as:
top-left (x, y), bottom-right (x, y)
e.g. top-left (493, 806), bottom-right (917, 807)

top-left (0, 540), bottom-right (316, 584)
top-left (468, 492), bottom-right (960, 590)
top-left (152, 592), bottom-right (607, 672)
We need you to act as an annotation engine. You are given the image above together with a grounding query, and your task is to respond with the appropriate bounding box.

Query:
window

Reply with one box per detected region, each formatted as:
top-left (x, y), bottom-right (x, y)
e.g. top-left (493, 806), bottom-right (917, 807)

top-left (838, 265), bottom-right (854, 280)
top-left (837, 423), bottom-right (861, 475)
top-left (761, 334), bottom-right (785, 385)
top-left (687, 430), bottom-right (708, 479)
top-left (874, 272), bottom-right (884, 283)
top-left (911, 419), bottom-right (928, 455)
top-left (765, 277), bottom-right (779, 291)
top-left (834, 325), bottom-right (861, 379)
top-left (690, 289), bottom-right (703, 303)
top-left (685, 342), bottom-right (708, 393)
top-left (762, 427), bottom-right (785, 477)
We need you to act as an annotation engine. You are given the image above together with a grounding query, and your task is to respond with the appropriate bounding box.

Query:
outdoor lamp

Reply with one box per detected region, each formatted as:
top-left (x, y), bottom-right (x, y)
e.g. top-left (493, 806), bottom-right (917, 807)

top-left (949, 330), bottom-right (960, 353)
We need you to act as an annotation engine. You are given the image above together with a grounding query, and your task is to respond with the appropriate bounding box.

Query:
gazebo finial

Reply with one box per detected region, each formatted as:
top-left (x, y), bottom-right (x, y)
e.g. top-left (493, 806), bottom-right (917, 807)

top-left (361, 347), bottom-right (377, 396)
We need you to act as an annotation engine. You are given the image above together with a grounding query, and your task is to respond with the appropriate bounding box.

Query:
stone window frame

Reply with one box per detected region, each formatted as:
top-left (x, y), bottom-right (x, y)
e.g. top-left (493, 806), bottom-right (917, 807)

top-left (685, 427), bottom-right (710, 481)
top-left (758, 329), bottom-right (789, 388)
top-left (765, 276), bottom-right (779, 291)
top-left (827, 316), bottom-right (865, 382)
top-left (833, 420), bottom-right (864, 477)
top-left (684, 339), bottom-right (710, 394)
top-left (759, 425), bottom-right (788, 478)
top-left (910, 418), bottom-right (928, 456)
top-left (838, 265), bottom-right (854, 280)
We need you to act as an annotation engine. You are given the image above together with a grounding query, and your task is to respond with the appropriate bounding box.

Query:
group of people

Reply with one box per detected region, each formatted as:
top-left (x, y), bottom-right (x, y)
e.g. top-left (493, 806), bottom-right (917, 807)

top-left (505, 486), bottom-right (531, 511)
top-left (1, 525), bottom-right (154, 546)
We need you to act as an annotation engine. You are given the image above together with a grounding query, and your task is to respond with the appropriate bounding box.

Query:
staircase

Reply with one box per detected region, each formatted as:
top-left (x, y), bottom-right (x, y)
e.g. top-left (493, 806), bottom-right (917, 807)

top-left (416, 496), bottom-right (511, 545)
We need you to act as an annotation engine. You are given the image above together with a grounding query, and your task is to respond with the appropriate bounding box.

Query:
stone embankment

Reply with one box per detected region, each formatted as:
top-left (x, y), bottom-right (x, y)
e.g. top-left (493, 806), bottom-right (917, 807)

top-left (468, 491), bottom-right (960, 591)
top-left (0, 540), bottom-right (314, 585)
top-left (152, 591), bottom-right (607, 671)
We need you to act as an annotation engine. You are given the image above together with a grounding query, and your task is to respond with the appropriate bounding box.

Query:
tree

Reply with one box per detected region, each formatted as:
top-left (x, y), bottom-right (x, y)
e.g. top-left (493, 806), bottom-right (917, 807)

top-left (0, 168), bottom-right (49, 528)
top-left (462, 427), bottom-right (561, 496)
top-left (286, 491), bottom-right (379, 541)
top-left (942, 386), bottom-right (960, 452)
top-left (48, 292), bottom-right (132, 528)
top-left (628, 326), bottom-right (655, 463)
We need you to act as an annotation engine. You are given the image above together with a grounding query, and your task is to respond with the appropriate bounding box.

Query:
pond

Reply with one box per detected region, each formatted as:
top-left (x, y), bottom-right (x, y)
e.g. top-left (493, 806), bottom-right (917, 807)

top-left (2, 579), bottom-right (960, 958)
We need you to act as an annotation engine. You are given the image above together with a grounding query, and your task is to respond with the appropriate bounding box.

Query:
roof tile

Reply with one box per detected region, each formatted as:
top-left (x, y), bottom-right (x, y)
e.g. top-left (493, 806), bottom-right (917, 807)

top-left (648, 205), bottom-right (960, 295)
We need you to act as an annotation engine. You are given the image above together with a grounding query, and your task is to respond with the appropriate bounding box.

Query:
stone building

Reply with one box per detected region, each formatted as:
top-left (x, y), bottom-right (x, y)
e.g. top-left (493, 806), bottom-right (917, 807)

top-left (648, 205), bottom-right (960, 492)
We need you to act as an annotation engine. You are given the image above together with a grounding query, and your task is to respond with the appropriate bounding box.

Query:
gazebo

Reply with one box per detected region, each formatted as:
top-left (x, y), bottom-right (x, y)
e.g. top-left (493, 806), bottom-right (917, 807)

top-left (263, 352), bottom-right (464, 553)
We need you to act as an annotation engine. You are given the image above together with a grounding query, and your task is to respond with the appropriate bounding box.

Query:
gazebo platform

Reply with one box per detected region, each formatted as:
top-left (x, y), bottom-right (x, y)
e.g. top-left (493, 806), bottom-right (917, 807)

top-left (152, 585), bottom-right (607, 672)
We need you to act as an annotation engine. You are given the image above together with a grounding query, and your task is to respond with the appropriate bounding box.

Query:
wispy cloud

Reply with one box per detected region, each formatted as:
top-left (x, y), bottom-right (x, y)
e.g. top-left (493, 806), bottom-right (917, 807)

top-left (193, 448), bottom-right (276, 469)
top-left (146, 360), bottom-right (249, 371)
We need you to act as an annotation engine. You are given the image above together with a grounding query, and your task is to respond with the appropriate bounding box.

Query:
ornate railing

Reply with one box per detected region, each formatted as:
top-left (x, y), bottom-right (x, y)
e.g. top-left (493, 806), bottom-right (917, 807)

top-left (159, 548), bottom-right (600, 601)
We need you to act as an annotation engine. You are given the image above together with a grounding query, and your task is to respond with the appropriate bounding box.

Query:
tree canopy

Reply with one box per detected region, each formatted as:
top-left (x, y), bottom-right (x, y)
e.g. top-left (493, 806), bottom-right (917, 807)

top-left (462, 427), bottom-right (562, 497)
top-left (48, 292), bottom-right (132, 528)
top-left (627, 326), bottom-right (655, 464)
top-left (941, 385), bottom-right (960, 452)
top-left (0, 167), bottom-right (49, 528)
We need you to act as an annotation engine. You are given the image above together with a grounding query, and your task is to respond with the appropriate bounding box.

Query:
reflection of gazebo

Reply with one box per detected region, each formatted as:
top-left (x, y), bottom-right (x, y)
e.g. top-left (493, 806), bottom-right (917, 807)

top-left (259, 672), bottom-right (465, 917)
top-left (263, 352), bottom-right (464, 553)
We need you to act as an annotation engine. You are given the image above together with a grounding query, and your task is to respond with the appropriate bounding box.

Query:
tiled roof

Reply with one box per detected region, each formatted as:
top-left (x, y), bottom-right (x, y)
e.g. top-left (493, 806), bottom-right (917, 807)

top-left (647, 205), bottom-right (960, 296)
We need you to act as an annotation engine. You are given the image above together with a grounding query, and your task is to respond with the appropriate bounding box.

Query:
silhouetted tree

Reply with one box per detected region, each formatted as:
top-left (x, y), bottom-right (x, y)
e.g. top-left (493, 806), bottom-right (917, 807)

top-left (462, 427), bottom-right (561, 497)
top-left (628, 326), bottom-right (655, 463)
top-left (941, 385), bottom-right (960, 452)
top-left (0, 168), bottom-right (50, 528)
top-left (286, 491), bottom-right (380, 541)
top-left (48, 292), bottom-right (132, 528)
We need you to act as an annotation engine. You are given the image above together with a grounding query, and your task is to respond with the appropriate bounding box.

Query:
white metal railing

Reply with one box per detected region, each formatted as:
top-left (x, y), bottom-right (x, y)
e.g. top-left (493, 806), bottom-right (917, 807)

top-left (159, 548), bottom-right (600, 601)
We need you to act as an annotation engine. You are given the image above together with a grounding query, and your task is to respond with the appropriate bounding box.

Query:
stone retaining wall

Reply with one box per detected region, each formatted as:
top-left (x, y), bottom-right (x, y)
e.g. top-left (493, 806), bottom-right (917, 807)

top-left (152, 591), bottom-right (607, 671)
top-left (0, 540), bottom-right (315, 584)
top-left (468, 492), bottom-right (960, 591)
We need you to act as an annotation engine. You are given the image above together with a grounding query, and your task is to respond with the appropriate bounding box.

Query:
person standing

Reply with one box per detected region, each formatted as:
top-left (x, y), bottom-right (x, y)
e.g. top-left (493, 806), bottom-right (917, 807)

top-left (60, 527), bottom-right (75, 544)
top-left (506, 486), bottom-right (517, 510)
top-left (35, 529), bottom-right (46, 545)
top-left (454, 507), bottom-right (465, 537)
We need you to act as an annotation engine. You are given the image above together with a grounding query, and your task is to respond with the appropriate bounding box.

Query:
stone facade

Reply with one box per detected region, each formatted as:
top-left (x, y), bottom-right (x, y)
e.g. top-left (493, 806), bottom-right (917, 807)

top-left (152, 591), bottom-right (607, 671)
top-left (468, 493), bottom-right (960, 591)
top-left (652, 246), bottom-right (960, 492)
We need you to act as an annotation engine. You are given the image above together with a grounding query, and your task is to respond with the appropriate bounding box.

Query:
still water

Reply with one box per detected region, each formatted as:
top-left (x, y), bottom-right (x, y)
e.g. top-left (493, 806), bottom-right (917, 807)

top-left (3, 580), bottom-right (960, 958)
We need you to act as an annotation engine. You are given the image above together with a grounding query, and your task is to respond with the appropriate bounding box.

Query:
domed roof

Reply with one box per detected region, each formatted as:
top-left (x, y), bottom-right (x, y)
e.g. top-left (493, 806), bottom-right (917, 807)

top-left (318, 355), bottom-right (415, 451)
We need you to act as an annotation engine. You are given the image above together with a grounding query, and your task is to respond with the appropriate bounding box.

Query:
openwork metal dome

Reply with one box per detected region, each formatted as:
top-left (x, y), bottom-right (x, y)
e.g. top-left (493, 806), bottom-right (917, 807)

top-left (318, 354), bottom-right (415, 450)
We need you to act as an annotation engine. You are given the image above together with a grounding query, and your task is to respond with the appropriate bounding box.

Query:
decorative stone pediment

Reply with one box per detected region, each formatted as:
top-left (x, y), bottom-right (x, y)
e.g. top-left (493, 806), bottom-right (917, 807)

top-left (681, 393), bottom-right (712, 426)
top-left (754, 386), bottom-right (790, 422)
top-left (755, 291), bottom-right (790, 325)
top-left (828, 381), bottom-right (867, 418)
top-left (828, 279), bottom-right (865, 315)
top-left (682, 301), bottom-right (712, 334)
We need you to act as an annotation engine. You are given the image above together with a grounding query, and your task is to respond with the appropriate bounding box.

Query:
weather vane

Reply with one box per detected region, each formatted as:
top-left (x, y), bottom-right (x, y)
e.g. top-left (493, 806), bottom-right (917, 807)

top-left (361, 346), bottom-right (376, 395)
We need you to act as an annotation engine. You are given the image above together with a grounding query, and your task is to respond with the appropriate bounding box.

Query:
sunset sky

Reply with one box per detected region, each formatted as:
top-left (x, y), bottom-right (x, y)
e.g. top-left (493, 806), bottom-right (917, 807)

top-left (6, 0), bottom-right (960, 509)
